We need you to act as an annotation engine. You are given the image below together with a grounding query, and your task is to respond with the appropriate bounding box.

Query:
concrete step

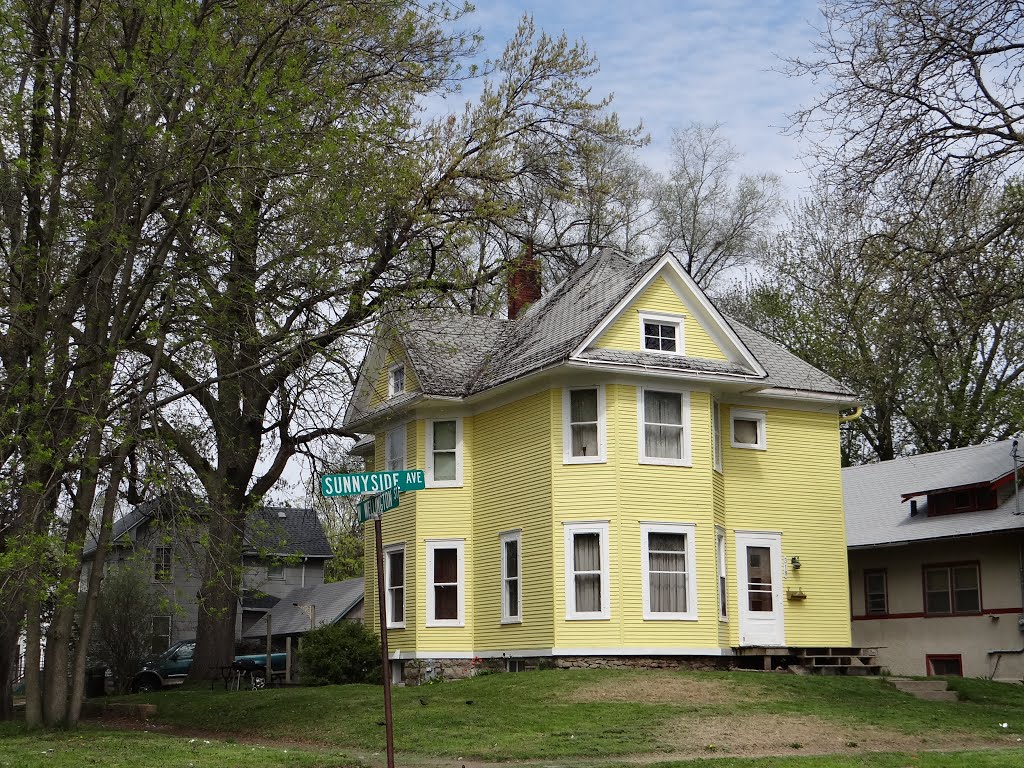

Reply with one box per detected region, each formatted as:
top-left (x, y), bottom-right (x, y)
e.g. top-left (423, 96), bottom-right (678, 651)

top-left (892, 679), bottom-right (949, 693)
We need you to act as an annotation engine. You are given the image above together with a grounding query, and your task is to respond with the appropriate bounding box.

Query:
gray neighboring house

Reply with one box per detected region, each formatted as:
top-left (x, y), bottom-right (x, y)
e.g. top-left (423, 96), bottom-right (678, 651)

top-left (82, 500), bottom-right (335, 651)
top-left (844, 440), bottom-right (1024, 680)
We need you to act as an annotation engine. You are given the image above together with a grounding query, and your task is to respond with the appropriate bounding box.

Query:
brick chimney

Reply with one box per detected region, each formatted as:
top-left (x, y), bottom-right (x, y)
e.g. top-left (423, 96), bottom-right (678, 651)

top-left (508, 239), bottom-right (541, 320)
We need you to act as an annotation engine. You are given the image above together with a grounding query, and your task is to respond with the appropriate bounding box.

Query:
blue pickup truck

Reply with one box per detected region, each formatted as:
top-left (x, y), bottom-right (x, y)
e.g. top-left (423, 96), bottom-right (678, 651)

top-left (132, 640), bottom-right (287, 692)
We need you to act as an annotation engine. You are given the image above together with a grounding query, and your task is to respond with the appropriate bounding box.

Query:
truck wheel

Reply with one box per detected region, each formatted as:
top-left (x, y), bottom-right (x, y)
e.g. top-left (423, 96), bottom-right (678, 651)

top-left (133, 675), bottom-right (160, 694)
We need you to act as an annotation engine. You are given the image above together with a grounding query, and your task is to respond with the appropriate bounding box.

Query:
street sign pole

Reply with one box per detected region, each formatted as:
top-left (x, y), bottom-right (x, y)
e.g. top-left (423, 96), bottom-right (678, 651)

top-left (374, 515), bottom-right (396, 768)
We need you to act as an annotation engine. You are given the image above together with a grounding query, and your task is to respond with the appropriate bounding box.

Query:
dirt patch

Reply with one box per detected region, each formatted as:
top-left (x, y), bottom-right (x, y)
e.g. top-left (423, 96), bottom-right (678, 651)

top-left (657, 712), bottom-right (1012, 758)
top-left (567, 672), bottom-right (742, 705)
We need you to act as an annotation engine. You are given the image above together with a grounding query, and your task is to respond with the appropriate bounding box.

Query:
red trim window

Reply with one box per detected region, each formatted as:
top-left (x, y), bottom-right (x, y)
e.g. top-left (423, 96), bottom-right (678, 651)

top-left (926, 654), bottom-right (963, 677)
top-left (864, 569), bottom-right (888, 616)
top-left (923, 563), bottom-right (981, 616)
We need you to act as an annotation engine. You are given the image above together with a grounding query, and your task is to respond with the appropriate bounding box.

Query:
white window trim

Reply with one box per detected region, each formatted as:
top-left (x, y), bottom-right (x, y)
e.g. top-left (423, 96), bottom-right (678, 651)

top-left (712, 399), bottom-right (723, 473)
top-left (500, 530), bottom-right (522, 624)
top-left (716, 526), bottom-right (728, 622)
top-left (425, 418), bottom-right (463, 487)
top-left (153, 545), bottom-right (173, 583)
top-left (426, 538), bottom-right (465, 627)
top-left (640, 522), bottom-right (698, 621)
top-left (731, 408), bottom-right (767, 450)
top-left (564, 521), bottom-right (611, 620)
top-left (385, 424), bottom-right (406, 471)
top-left (388, 363), bottom-right (405, 398)
top-left (267, 561), bottom-right (285, 580)
top-left (638, 311), bottom-right (685, 355)
top-left (384, 543), bottom-right (406, 629)
top-left (562, 386), bottom-right (607, 464)
top-left (638, 387), bottom-right (692, 466)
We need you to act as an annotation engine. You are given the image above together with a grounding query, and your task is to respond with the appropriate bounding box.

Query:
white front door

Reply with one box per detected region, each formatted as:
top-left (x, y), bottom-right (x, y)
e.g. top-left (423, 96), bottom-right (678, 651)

top-left (735, 532), bottom-right (785, 646)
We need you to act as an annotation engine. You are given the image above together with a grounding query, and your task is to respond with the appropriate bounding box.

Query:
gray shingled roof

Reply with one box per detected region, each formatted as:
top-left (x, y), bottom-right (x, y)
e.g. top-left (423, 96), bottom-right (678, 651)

top-left (844, 440), bottom-right (1024, 548)
top-left (347, 249), bottom-right (855, 429)
top-left (243, 577), bottom-right (364, 638)
top-left (84, 503), bottom-right (332, 559)
top-left (725, 317), bottom-right (854, 396)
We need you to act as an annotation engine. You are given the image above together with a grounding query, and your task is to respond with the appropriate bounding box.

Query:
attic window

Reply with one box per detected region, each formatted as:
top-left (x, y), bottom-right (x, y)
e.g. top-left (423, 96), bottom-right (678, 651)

top-left (388, 364), bottom-right (405, 398)
top-left (639, 312), bottom-right (684, 354)
top-left (927, 487), bottom-right (998, 516)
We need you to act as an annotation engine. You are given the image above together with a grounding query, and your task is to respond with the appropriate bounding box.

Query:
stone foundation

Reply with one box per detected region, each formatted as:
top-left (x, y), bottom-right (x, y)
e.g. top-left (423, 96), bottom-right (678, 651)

top-left (396, 654), bottom-right (731, 684)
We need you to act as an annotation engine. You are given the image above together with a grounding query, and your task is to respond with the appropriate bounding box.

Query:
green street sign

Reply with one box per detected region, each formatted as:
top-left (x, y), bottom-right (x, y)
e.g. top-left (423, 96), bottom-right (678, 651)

top-left (320, 469), bottom-right (425, 497)
top-left (357, 486), bottom-right (401, 523)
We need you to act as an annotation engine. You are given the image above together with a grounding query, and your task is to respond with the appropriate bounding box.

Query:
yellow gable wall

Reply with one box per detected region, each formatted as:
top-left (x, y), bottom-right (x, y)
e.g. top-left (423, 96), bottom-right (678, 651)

top-left (594, 276), bottom-right (728, 360)
top-left (368, 342), bottom-right (421, 409)
top-left (722, 405), bottom-right (851, 646)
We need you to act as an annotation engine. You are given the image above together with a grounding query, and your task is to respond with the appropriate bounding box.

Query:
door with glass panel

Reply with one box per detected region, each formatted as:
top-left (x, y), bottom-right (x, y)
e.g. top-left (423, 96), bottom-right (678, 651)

top-left (735, 532), bottom-right (785, 646)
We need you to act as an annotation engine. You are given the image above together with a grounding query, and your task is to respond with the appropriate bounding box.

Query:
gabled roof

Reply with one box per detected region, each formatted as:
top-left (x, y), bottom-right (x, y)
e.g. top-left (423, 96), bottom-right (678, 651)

top-left (844, 440), bottom-right (1024, 548)
top-left (84, 502), bottom-right (332, 559)
top-left (343, 248), bottom-right (854, 428)
top-left (243, 577), bottom-right (364, 638)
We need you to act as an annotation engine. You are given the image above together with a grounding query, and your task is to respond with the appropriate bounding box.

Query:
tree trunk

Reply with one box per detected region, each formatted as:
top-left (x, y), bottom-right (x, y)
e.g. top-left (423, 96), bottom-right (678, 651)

top-left (0, 613), bottom-right (22, 721)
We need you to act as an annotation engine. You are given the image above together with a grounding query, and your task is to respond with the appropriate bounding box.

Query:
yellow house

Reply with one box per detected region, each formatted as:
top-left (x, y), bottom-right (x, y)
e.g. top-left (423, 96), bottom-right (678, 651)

top-left (343, 249), bottom-right (860, 682)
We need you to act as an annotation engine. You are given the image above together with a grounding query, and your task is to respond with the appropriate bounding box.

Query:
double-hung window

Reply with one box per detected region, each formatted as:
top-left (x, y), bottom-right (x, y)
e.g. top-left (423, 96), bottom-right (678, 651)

top-left (500, 531), bottom-right (522, 623)
top-left (924, 563), bottom-right (980, 616)
top-left (426, 419), bottom-right (462, 486)
top-left (564, 522), bottom-right (610, 619)
top-left (639, 388), bottom-right (691, 465)
top-left (641, 523), bottom-right (697, 620)
top-left (388, 364), bottom-right (405, 398)
top-left (716, 526), bottom-right (728, 621)
top-left (385, 424), bottom-right (406, 471)
top-left (864, 569), bottom-right (888, 615)
top-left (153, 545), bottom-right (173, 582)
top-left (639, 312), bottom-right (683, 354)
top-left (151, 616), bottom-right (171, 654)
top-left (731, 409), bottom-right (767, 450)
top-left (384, 544), bottom-right (406, 628)
top-left (426, 539), bottom-right (464, 626)
top-left (563, 386), bottom-right (605, 463)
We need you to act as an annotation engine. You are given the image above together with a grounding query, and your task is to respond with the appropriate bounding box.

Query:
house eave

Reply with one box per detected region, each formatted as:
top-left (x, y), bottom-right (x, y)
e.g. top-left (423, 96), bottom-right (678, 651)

top-left (563, 358), bottom-right (763, 384)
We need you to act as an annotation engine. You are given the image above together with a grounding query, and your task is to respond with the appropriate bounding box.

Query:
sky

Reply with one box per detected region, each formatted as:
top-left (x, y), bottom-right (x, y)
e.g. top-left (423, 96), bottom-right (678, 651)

top-left (459, 0), bottom-right (825, 195)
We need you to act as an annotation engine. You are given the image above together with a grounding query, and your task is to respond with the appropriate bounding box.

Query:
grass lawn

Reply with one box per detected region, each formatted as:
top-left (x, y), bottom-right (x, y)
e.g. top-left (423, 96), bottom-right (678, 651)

top-left (4, 670), bottom-right (1024, 766)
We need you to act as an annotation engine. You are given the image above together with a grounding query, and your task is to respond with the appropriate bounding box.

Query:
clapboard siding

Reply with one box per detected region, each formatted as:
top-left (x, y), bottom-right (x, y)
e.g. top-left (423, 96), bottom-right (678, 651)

top-left (472, 391), bottom-right (554, 651)
top-left (722, 405), bottom-right (850, 645)
top-left (594, 276), bottom-right (727, 360)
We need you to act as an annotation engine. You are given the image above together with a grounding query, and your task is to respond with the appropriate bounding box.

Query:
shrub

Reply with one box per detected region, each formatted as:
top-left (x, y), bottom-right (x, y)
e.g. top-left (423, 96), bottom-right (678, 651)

top-left (298, 621), bottom-right (382, 686)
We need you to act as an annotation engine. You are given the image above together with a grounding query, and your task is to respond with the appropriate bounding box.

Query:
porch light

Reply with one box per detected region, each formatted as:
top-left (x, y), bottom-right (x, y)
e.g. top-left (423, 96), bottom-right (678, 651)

top-left (790, 556), bottom-right (801, 570)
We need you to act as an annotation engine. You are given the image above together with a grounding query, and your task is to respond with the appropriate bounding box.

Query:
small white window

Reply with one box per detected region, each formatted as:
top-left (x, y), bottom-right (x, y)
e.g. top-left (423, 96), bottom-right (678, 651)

top-left (426, 539), bottom-right (464, 627)
top-left (501, 531), bottom-right (522, 623)
top-left (712, 399), bottom-right (723, 472)
top-left (267, 561), bottom-right (285, 580)
top-left (639, 388), bottom-right (691, 466)
top-left (384, 544), bottom-right (406, 628)
top-left (388, 364), bottom-right (405, 397)
top-left (641, 522), bottom-right (697, 620)
top-left (385, 424), bottom-right (406, 471)
top-left (426, 419), bottom-right (462, 487)
top-left (716, 527), bottom-right (728, 622)
top-left (639, 312), bottom-right (684, 354)
top-left (501, 536), bottom-right (524, 626)
top-left (564, 522), bottom-right (610, 620)
top-left (562, 386), bottom-right (606, 463)
top-left (731, 409), bottom-right (767, 450)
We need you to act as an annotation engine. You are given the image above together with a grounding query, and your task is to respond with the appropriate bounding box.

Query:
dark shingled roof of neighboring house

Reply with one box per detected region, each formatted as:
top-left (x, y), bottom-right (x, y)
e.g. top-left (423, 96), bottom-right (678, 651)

top-left (844, 440), bottom-right (1024, 548)
top-left (84, 502), bottom-right (332, 559)
top-left (243, 577), bottom-right (364, 638)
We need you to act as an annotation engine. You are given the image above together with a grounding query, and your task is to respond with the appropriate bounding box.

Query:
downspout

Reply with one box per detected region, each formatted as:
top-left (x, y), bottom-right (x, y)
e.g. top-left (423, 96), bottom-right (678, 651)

top-left (301, 557), bottom-right (306, 588)
top-left (839, 406), bottom-right (863, 423)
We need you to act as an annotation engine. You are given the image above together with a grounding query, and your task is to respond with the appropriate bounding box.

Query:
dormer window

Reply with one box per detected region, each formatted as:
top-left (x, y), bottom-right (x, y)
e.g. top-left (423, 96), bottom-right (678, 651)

top-left (639, 312), bottom-right (684, 354)
top-left (388, 364), bottom-right (405, 398)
